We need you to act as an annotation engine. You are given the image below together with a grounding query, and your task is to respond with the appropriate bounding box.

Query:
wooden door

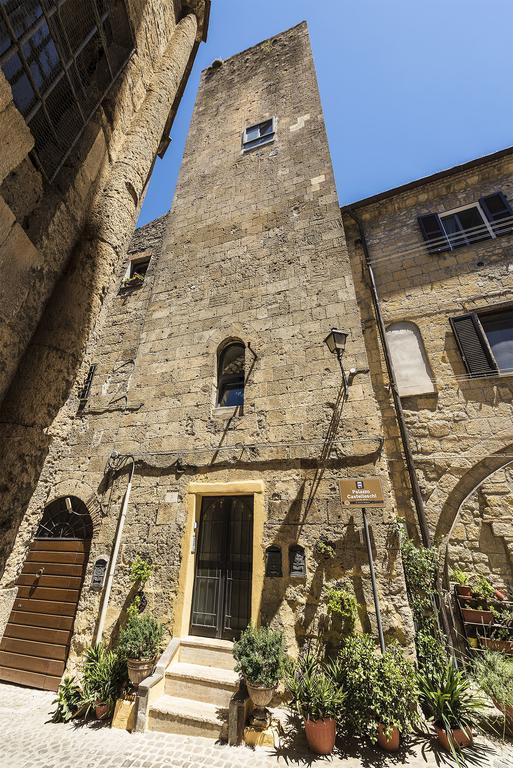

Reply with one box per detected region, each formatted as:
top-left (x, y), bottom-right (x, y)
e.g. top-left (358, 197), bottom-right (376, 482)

top-left (0, 538), bottom-right (90, 691)
top-left (189, 495), bottom-right (253, 640)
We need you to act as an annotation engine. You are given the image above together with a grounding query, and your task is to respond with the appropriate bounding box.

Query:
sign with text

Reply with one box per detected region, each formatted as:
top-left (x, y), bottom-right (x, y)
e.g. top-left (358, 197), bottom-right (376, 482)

top-left (339, 477), bottom-right (385, 508)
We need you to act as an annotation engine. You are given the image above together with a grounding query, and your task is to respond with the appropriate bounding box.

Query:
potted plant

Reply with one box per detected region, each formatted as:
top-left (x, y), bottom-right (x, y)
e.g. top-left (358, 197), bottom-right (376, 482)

top-left (286, 651), bottom-right (345, 755)
top-left (81, 643), bottom-right (125, 720)
top-left (451, 568), bottom-right (471, 597)
top-left (129, 555), bottom-right (154, 614)
top-left (333, 634), bottom-right (419, 751)
top-left (473, 650), bottom-right (513, 734)
top-left (460, 575), bottom-right (495, 625)
top-left (117, 613), bottom-right (164, 687)
top-left (233, 625), bottom-right (285, 715)
top-left (419, 663), bottom-right (485, 757)
top-left (51, 675), bottom-right (82, 723)
top-left (325, 586), bottom-right (359, 635)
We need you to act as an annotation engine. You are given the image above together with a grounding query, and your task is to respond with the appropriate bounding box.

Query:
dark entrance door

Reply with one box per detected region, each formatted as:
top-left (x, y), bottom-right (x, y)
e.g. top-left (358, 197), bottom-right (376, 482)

top-left (190, 495), bottom-right (253, 640)
top-left (0, 497), bottom-right (92, 692)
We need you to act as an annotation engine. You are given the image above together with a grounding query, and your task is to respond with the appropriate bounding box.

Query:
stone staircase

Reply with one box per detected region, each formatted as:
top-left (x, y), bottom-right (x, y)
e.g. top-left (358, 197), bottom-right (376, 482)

top-left (147, 636), bottom-right (238, 738)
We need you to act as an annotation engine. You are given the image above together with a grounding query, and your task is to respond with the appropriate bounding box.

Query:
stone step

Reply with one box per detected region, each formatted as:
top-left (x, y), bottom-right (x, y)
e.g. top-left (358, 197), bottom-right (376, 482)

top-left (148, 694), bottom-right (228, 738)
top-left (178, 635), bottom-right (235, 671)
top-left (165, 661), bottom-right (238, 706)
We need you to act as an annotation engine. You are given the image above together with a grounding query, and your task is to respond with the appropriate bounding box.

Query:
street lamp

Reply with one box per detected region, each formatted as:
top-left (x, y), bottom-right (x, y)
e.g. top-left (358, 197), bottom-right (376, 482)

top-left (324, 328), bottom-right (350, 395)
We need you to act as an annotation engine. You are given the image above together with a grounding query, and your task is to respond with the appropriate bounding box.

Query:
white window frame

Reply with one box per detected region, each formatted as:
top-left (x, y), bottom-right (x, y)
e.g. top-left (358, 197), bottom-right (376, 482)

top-left (124, 253), bottom-right (151, 281)
top-left (439, 202), bottom-right (495, 245)
top-left (242, 116), bottom-right (277, 152)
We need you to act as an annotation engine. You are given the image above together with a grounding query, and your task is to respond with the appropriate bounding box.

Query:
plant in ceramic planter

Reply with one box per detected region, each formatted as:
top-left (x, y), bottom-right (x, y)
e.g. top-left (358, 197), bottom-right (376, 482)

top-left (81, 643), bottom-right (126, 720)
top-left (473, 650), bottom-right (513, 734)
top-left (315, 540), bottom-right (335, 560)
top-left (117, 613), bottom-right (165, 687)
top-left (451, 568), bottom-right (471, 596)
top-left (286, 651), bottom-right (345, 755)
top-left (333, 634), bottom-right (419, 751)
top-left (419, 663), bottom-right (485, 761)
top-left (233, 625), bottom-right (285, 725)
top-left (129, 555), bottom-right (154, 615)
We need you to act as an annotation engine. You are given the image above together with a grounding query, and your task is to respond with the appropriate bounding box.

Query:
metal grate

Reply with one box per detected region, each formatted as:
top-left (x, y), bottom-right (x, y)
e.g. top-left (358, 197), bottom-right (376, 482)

top-left (0, 0), bottom-right (134, 181)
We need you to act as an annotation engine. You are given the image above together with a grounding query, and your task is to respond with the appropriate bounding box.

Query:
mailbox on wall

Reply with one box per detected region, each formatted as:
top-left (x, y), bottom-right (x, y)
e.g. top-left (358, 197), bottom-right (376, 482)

top-left (90, 556), bottom-right (109, 591)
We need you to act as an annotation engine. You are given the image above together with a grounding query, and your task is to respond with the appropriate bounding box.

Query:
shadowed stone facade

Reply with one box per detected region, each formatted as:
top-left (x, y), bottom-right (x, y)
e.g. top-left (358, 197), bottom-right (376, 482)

top-left (0, 22), bottom-right (415, 682)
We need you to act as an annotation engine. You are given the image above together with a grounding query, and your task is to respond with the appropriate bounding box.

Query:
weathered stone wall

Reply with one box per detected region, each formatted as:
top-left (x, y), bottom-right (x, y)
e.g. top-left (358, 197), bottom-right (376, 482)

top-left (0, 23), bottom-right (415, 668)
top-left (0, 3), bottom-right (208, 582)
top-left (343, 149), bottom-right (513, 586)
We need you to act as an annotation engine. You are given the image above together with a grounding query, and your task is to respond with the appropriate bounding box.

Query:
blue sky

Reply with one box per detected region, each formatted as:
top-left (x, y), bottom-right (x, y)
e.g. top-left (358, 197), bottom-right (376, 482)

top-left (138, 0), bottom-right (513, 227)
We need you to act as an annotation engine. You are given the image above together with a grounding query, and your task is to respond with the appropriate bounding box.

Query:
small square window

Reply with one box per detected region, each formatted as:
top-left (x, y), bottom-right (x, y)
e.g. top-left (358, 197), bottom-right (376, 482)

top-left (242, 117), bottom-right (276, 152)
top-left (130, 256), bottom-right (150, 279)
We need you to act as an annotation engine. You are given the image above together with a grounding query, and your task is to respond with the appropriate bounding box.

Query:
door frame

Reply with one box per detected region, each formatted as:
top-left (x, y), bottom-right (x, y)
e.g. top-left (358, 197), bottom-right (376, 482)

top-left (174, 480), bottom-right (265, 639)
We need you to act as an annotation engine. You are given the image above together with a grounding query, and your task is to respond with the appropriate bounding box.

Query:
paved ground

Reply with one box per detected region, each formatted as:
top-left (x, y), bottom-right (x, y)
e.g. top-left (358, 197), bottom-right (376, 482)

top-left (1, 682), bottom-right (512, 768)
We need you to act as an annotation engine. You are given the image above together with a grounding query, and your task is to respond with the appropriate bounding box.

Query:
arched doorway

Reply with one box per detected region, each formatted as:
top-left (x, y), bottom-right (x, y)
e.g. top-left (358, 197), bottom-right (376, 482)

top-left (0, 497), bottom-right (92, 691)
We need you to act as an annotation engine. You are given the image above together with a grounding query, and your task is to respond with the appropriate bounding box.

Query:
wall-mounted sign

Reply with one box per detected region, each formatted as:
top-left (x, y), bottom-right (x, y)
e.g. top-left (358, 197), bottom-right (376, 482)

top-left (90, 557), bottom-right (108, 591)
top-left (339, 477), bottom-right (385, 508)
top-left (289, 545), bottom-right (306, 577)
top-left (265, 546), bottom-right (282, 577)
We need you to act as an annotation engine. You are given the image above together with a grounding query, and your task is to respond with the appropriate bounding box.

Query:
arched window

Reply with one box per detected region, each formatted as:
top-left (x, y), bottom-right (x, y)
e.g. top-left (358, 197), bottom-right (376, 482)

top-left (36, 496), bottom-right (93, 540)
top-left (217, 341), bottom-right (245, 407)
top-left (386, 322), bottom-right (435, 397)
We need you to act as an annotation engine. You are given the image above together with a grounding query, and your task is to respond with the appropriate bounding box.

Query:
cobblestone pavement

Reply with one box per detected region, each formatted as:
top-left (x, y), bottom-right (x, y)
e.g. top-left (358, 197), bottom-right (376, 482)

top-left (1, 682), bottom-right (512, 768)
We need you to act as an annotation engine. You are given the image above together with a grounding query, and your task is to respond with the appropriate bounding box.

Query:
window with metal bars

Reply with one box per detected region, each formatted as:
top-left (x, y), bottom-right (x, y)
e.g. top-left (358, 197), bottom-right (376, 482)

top-left (0, 0), bottom-right (134, 181)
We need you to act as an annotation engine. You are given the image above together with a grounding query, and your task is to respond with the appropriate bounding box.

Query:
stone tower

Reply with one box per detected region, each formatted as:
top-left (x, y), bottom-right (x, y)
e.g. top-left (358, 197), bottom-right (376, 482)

top-left (0, 23), bottom-right (413, 697)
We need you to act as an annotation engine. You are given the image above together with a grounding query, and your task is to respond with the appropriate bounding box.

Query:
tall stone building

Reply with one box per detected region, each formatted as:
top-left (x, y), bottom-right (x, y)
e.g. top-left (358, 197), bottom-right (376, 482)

top-left (0, 21), bottom-right (414, 710)
top-left (343, 147), bottom-right (513, 594)
top-left (0, 0), bottom-right (209, 571)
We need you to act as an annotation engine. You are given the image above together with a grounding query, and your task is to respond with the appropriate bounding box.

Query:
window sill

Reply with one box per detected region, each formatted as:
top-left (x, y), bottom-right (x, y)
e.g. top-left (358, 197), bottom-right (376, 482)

top-left (212, 405), bottom-right (243, 420)
top-left (241, 136), bottom-right (275, 153)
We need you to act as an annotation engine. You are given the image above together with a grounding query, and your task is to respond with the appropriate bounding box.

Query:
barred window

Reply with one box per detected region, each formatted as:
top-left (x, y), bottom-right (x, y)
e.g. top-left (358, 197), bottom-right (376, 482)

top-left (0, 1), bottom-right (134, 181)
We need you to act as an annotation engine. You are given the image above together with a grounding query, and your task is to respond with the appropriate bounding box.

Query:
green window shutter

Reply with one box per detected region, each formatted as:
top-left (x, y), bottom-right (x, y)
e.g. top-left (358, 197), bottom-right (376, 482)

top-left (449, 313), bottom-right (498, 377)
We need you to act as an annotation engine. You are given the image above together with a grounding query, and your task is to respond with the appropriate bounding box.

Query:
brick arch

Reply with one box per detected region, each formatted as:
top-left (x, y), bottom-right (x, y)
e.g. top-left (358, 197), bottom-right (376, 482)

top-left (433, 443), bottom-right (513, 548)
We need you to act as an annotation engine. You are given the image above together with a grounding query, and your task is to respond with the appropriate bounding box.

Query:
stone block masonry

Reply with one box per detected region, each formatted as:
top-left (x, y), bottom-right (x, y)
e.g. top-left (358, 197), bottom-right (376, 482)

top-left (0, 22), bottom-right (414, 678)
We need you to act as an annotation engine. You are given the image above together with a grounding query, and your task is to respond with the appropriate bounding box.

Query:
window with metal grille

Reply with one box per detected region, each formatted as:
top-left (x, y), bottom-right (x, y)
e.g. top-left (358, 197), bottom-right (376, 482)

top-left (217, 340), bottom-right (245, 408)
top-left (0, 1), bottom-right (134, 181)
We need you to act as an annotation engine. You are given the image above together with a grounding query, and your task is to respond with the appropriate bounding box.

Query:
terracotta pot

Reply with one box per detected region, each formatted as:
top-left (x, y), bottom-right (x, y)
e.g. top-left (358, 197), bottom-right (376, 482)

top-left (461, 607), bottom-right (493, 625)
top-left (377, 724), bottom-right (400, 752)
top-left (127, 657), bottom-right (155, 687)
top-left (304, 718), bottom-right (336, 755)
top-left (481, 637), bottom-right (513, 655)
top-left (495, 588), bottom-right (508, 601)
top-left (246, 681), bottom-right (275, 708)
top-left (95, 702), bottom-right (109, 720)
top-left (435, 726), bottom-right (472, 752)
top-left (456, 585), bottom-right (472, 597)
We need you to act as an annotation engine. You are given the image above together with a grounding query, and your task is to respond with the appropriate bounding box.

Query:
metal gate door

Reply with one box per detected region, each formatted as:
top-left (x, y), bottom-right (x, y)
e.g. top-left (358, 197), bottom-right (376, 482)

top-left (190, 495), bottom-right (253, 640)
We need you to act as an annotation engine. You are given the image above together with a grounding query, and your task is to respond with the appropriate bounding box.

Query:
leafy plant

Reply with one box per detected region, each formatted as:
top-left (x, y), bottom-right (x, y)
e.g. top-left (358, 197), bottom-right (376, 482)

top-left (332, 634), bottom-right (419, 741)
top-left (51, 675), bottom-right (82, 722)
top-left (81, 644), bottom-right (126, 716)
top-left (286, 651), bottom-right (345, 722)
top-left (129, 555), bottom-right (153, 586)
top-left (117, 613), bottom-right (164, 661)
top-left (331, 634), bottom-right (379, 739)
top-left (419, 663), bottom-right (486, 759)
top-left (451, 569), bottom-right (469, 586)
top-left (470, 575), bottom-right (495, 604)
top-left (324, 586), bottom-right (359, 633)
top-left (315, 540), bottom-right (335, 559)
top-left (473, 650), bottom-right (513, 710)
top-left (233, 625), bottom-right (285, 688)
top-left (398, 524), bottom-right (447, 678)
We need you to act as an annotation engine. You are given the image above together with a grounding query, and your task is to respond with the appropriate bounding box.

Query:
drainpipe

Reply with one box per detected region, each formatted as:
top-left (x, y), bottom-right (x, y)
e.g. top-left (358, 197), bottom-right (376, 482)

top-left (346, 208), bottom-right (431, 548)
top-left (346, 209), bottom-right (454, 648)
top-left (95, 454), bottom-right (135, 644)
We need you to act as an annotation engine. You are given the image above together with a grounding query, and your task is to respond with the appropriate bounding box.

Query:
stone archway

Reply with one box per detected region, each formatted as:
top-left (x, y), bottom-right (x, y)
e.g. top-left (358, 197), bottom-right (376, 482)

top-left (0, 496), bottom-right (93, 691)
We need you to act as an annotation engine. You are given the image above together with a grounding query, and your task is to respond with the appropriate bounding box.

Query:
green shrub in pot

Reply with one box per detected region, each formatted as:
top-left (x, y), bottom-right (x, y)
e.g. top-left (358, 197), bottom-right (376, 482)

top-left (117, 613), bottom-right (165, 687)
top-left (286, 650), bottom-right (345, 754)
top-left (81, 643), bottom-right (126, 719)
top-left (473, 650), bottom-right (513, 732)
top-left (233, 625), bottom-right (285, 689)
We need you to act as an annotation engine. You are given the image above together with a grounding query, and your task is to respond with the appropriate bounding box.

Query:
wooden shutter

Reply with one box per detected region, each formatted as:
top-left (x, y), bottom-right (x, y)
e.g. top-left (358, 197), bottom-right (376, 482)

top-left (479, 192), bottom-right (513, 237)
top-left (417, 213), bottom-right (451, 254)
top-left (450, 313), bottom-right (498, 376)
